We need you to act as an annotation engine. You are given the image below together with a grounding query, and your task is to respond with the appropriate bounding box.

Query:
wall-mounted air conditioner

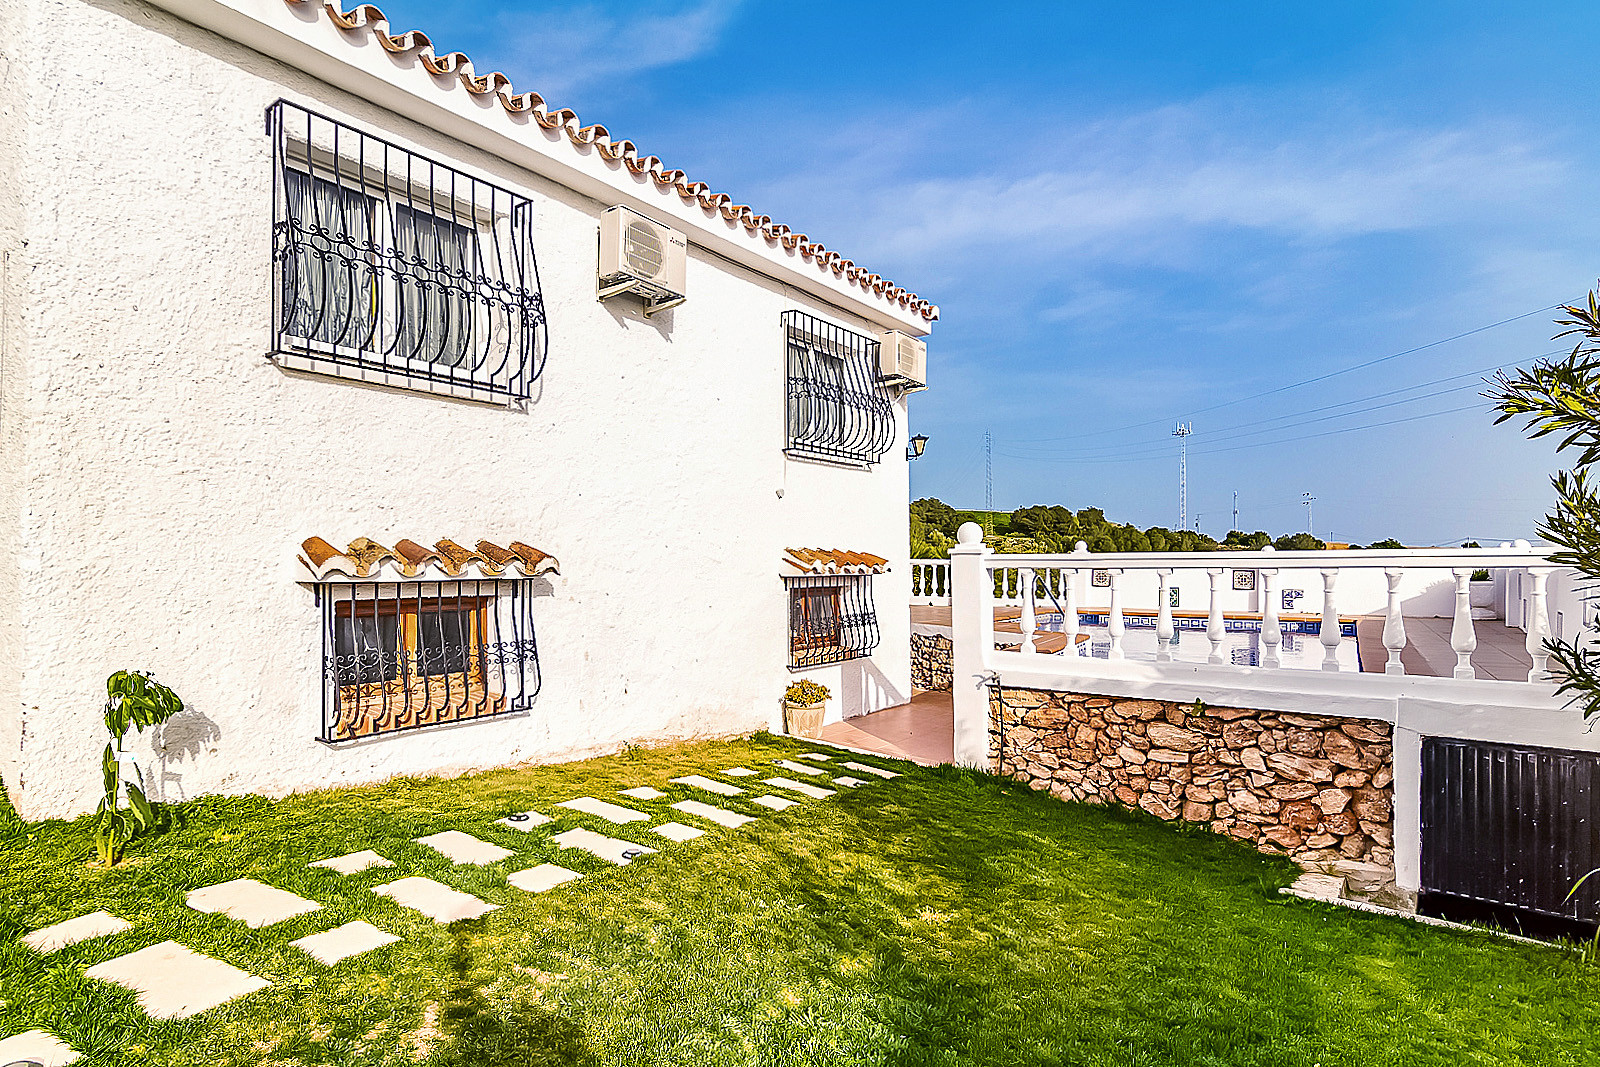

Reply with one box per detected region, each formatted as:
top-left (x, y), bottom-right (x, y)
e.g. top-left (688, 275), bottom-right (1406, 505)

top-left (878, 331), bottom-right (927, 391)
top-left (597, 206), bottom-right (687, 316)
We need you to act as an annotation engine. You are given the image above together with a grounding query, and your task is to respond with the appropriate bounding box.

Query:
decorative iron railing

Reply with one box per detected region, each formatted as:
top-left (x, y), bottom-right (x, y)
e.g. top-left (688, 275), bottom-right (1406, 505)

top-left (268, 100), bottom-right (547, 402)
top-left (783, 311), bottom-right (895, 465)
top-left (316, 580), bottom-right (540, 742)
top-left (786, 573), bottom-right (881, 668)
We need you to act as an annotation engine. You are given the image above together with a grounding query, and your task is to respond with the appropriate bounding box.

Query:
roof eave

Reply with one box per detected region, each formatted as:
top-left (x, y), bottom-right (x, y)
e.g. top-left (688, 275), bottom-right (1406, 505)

top-left (141, 0), bottom-right (937, 335)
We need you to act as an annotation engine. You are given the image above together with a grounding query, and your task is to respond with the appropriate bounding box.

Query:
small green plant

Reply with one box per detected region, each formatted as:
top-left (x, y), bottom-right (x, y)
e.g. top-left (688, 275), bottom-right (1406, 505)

top-left (95, 670), bottom-right (183, 865)
top-left (784, 680), bottom-right (829, 706)
top-left (1190, 698), bottom-right (1209, 718)
top-left (1471, 568), bottom-right (1491, 582)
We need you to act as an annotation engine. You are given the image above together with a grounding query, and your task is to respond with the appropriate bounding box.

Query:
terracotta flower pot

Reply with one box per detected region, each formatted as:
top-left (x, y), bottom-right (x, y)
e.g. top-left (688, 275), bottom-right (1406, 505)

top-left (784, 700), bottom-right (827, 739)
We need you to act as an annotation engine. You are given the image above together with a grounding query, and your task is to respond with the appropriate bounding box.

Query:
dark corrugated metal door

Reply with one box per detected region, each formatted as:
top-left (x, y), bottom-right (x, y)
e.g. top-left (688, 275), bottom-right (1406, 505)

top-left (1421, 737), bottom-right (1600, 939)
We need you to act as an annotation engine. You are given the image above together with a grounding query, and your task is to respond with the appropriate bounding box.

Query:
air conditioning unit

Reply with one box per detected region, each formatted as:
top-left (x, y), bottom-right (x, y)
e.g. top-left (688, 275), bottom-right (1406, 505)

top-left (597, 206), bottom-right (687, 316)
top-left (878, 330), bottom-right (927, 391)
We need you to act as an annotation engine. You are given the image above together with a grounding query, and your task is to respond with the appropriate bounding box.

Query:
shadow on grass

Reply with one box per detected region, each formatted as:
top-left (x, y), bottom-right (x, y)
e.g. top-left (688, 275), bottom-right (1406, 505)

top-left (426, 922), bottom-right (598, 1067)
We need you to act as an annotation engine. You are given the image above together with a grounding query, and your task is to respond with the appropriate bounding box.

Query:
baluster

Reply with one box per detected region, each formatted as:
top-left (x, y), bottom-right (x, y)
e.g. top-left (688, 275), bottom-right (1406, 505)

top-left (1062, 568), bottom-right (1080, 654)
top-left (1107, 569), bottom-right (1125, 661)
top-left (1259, 554), bottom-right (1281, 669)
top-left (1019, 567), bottom-right (1037, 654)
top-left (1449, 568), bottom-right (1477, 679)
top-left (1320, 568), bottom-right (1342, 672)
top-left (1206, 568), bottom-right (1226, 664)
top-left (1527, 566), bottom-right (1553, 681)
top-left (1156, 568), bottom-right (1175, 662)
top-left (1382, 567), bottom-right (1407, 675)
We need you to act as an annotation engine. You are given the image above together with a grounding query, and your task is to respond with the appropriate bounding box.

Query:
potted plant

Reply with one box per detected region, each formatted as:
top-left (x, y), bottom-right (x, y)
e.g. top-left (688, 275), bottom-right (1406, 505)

top-left (783, 679), bottom-right (829, 739)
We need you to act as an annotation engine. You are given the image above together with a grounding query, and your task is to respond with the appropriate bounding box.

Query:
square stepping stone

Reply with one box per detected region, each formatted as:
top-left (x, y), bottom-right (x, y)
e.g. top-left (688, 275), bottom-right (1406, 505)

top-left (775, 760), bottom-right (829, 776)
top-left (558, 797), bottom-right (649, 824)
top-left (185, 879), bottom-right (320, 929)
top-left (21, 910), bottom-right (131, 954)
top-left (669, 774), bottom-right (744, 797)
top-left (619, 786), bottom-right (666, 801)
top-left (671, 799), bottom-right (755, 829)
top-left (373, 877), bottom-right (498, 922)
top-left (551, 827), bottom-right (655, 865)
top-left (652, 821), bottom-right (705, 842)
top-left (833, 776), bottom-right (867, 787)
top-left (508, 863), bottom-right (583, 893)
top-left (497, 810), bottom-right (553, 831)
top-left (85, 940), bottom-right (269, 1019)
top-left (0, 1029), bottom-right (80, 1066)
top-left (310, 849), bottom-right (394, 875)
top-left (842, 761), bottom-right (900, 779)
top-left (764, 776), bottom-right (836, 800)
top-left (752, 795), bottom-right (798, 811)
top-left (291, 921), bottom-right (398, 965)
top-left (723, 767), bottom-right (758, 777)
top-left (416, 830), bottom-right (514, 865)
top-left (799, 752), bottom-right (835, 761)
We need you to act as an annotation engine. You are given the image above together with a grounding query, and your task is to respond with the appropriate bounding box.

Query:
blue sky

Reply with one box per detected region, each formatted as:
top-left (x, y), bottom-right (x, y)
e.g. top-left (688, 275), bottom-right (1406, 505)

top-left (374, 0), bottom-right (1598, 544)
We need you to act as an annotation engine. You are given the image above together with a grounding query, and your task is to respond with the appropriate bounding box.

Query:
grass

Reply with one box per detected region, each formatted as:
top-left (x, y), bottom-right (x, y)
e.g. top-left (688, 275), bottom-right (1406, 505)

top-left (3, 734), bottom-right (1600, 1065)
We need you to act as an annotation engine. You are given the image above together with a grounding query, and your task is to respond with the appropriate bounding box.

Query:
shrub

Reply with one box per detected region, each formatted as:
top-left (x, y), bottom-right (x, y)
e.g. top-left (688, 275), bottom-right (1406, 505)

top-left (96, 670), bottom-right (183, 865)
top-left (784, 680), bottom-right (829, 706)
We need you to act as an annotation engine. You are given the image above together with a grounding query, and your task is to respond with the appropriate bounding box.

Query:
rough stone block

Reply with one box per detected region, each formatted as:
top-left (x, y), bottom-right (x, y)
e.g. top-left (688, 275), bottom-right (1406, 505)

top-left (1267, 782), bottom-right (1319, 801)
top-left (1316, 788), bottom-right (1353, 815)
top-left (1265, 751), bottom-right (1336, 782)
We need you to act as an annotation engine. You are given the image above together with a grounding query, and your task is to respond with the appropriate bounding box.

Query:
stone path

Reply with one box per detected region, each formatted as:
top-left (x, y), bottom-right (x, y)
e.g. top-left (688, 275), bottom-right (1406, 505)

top-left (292, 921), bottom-right (399, 965)
top-left (185, 879), bottom-right (321, 928)
top-left (85, 941), bottom-right (270, 1020)
top-left (9, 744), bottom-right (908, 1046)
top-left (558, 797), bottom-right (649, 824)
top-left (374, 876), bottom-right (499, 922)
top-left (21, 910), bottom-right (130, 954)
top-left (0, 1028), bottom-right (80, 1066)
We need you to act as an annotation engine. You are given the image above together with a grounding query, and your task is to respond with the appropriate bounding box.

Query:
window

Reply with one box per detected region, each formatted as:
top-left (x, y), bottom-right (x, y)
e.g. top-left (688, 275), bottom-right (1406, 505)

top-left (269, 100), bottom-right (547, 402)
top-left (783, 311), bottom-right (895, 465)
top-left (786, 574), bottom-right (880, 668)
top-left (319, 582), bottom-right (539, 743)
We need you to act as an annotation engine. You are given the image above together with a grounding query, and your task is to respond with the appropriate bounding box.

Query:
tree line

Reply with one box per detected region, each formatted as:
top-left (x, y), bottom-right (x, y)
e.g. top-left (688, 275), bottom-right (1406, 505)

top-left (911, 497), bottom-right (1404, 558)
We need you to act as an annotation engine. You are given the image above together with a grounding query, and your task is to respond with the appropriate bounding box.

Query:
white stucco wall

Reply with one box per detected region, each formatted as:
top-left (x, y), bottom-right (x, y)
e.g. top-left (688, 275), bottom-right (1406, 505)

top-left (4, 0), bottom-right (918, 818)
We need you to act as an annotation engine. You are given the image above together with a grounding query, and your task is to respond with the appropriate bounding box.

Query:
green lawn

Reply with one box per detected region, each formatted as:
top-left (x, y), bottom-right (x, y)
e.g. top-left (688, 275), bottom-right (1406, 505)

top-left (2, 735), bottom-right (1598, 1066)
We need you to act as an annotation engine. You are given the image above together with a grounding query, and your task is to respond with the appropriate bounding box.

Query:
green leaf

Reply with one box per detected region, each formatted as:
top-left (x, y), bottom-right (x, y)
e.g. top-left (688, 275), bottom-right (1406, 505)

top-left (126, 784), bottom-right (154, 831)
top-left (102, 744), bottom-right (118, 799)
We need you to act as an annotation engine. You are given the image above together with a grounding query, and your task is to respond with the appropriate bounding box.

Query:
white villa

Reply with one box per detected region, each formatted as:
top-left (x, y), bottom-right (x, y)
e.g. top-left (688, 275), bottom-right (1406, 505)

top-left (0, 0), bottom-right (935, 818)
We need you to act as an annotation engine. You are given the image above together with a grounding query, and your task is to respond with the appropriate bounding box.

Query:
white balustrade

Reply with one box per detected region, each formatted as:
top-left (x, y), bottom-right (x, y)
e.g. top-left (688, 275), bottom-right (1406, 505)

top-left (1320, 569), bottom-right (1342, 672)
top-left (1019, 567), bottom-right (1037, 654)
top-left (1526, 565), bottom-right (1553, 682)
top-left (1382, 568), bottom-right (1407, 675)
top-left (1206, 568), bottom-right (1226, 665)
top-left (1155, 568), bottom-right (1174, 662)
top-left (1106, 569), bottom-right (1124, 661)
top-left (1259, 554), bottom-right (1281, 670)
top-left (955, 542), bottom-right (1556, 681)
top-left (1450, 568), bottom-right (1477, 679)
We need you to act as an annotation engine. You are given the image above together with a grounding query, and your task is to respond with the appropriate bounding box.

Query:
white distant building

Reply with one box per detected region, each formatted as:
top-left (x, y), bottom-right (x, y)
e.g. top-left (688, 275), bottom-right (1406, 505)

top-left (0, 0), bottom-right (937, 817)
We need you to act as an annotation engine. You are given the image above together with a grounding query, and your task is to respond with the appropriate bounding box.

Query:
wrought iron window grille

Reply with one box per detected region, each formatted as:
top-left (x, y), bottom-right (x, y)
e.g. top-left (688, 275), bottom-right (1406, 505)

top-left (783, 311), bottom-right (895, 465)
top-left (268, 100), bottom-right (548, 404)
top-left (315, 579), bottom-right (541, 743)
top-left (786, 573), bottom-right (881, 669)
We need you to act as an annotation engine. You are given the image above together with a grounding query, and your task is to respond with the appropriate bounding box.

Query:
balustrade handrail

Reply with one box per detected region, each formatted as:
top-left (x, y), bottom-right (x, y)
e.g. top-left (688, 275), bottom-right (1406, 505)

top-left (962, 545), bottom-right (1554, 571)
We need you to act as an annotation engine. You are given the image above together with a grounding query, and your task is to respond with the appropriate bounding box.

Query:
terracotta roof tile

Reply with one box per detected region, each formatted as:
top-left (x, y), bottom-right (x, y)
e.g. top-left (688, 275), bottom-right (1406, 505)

top-left (283, 0), bottom-right (937, 323)
top-left (300, 537), bottom-right (559, 581)
top-left (783, 547), bottom-right (891, 575)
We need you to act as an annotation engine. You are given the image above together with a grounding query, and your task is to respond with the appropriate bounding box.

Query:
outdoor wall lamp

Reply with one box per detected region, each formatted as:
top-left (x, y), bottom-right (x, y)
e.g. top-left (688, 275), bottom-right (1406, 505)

top-left (907, 434), bottom-right (929, 461)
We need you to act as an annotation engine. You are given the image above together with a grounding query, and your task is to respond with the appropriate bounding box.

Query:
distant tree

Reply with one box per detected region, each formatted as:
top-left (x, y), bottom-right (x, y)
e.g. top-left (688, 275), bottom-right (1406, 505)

top-left (1222, 529), bottom-right (1271, 549)
top-left (911, 497), bottom-right (957, 536)
top-left (1272, 532), bottom-right (1326, 551)
top-left (1490, 289), bottom-right (1600, 720)
top-left (1145, 527), bottom-right (1171, 553)
top-left (1363, 538), bottom-right (1406, 550)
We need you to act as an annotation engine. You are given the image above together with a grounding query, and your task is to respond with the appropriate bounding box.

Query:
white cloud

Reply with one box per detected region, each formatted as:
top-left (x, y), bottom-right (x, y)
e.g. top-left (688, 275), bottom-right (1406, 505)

top-left (498, 1), bottom-right (740, 99)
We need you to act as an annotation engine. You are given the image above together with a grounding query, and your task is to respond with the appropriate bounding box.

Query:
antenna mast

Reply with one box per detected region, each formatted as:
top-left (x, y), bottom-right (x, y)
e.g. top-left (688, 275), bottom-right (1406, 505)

top-left (1173, 423), bottom-right (1193, 531)
top-left (1302, 492), bottom-right (1316, 538)
top-left (984, 430), bottom-right (993, 538)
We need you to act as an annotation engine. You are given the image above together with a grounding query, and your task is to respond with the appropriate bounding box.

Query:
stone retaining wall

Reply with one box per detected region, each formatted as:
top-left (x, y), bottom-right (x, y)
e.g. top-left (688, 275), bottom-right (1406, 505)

top-left (990, 688), bottom-right (1394, 869)
top-left (911, 633), bottom-right (952, 692)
